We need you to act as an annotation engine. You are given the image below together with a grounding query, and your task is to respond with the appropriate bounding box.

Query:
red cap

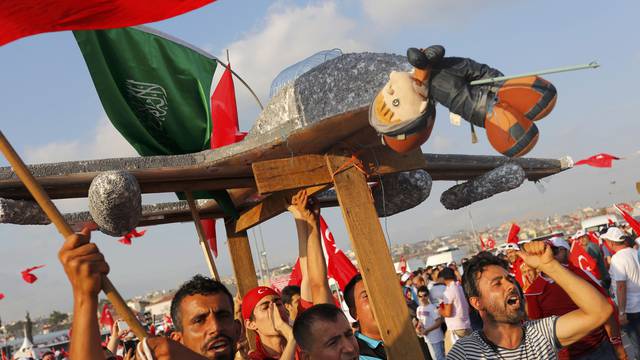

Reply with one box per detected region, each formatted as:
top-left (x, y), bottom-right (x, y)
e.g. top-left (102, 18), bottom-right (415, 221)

top-left (242, 286), bottom-right (279, 321)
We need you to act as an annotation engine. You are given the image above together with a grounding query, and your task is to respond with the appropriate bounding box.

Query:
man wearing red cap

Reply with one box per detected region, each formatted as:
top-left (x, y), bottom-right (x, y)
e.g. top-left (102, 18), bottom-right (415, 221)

top-left (242, 286), bottom-right (298, 359)
top-left (241, 189), bottom-right (333, 360)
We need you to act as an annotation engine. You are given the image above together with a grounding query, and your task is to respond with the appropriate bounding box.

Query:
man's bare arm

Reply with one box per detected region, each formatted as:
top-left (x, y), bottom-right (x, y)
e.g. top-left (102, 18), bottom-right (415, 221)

top-left (519, 242), bottom-right (611, 346)
top-left (58, 228), bottom-right (108, 360)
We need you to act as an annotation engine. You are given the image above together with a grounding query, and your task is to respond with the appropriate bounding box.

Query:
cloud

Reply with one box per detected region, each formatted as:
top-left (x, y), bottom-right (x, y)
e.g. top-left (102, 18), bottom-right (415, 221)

top-left (24, 116), bottom-right (137, 163)
top-left (360, 0), bottom-right (502, 28)
top-left (213, 1), bottom-right (373, 128)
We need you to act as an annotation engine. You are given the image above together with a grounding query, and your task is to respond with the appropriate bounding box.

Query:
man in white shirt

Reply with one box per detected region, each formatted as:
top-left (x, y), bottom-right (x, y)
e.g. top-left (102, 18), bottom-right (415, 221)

top-left (415, 286), bottom-right (445, 360)
top-left (602, 226), bottom-right (640, 347)
top-left (437, 267), bottom-right (471, 353)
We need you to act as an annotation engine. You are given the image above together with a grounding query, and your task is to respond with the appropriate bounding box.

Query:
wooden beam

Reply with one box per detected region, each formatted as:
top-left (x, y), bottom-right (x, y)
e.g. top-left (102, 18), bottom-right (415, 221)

top-left (0, 177), bottom-right (255, 200)
top-left (234, 185), bottom-right (329, 233)
top-left (252, 148), bottom-right (426, 194)
top-left (225, 221), bottom-right (259, 351)
top-left (326, 154), bottom-right (423, 359)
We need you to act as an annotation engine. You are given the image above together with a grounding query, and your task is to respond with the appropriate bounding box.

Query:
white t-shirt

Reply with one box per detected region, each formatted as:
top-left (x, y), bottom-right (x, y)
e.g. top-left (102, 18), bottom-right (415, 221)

top-left (610, 247), bottom-right (640, 313)
top-left (428, 283), bottom-right (446, 306)
top-left (417, 304), bottom-right (444, 343)
top-left (443, 282), bottom-right (471, 330)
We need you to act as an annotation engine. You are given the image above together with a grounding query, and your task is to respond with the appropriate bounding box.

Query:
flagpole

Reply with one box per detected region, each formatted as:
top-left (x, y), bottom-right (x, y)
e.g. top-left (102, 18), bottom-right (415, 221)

top-left (185, 191), bottom-right (221, 281)
top-left (0, 130), bottom-right (147, 339)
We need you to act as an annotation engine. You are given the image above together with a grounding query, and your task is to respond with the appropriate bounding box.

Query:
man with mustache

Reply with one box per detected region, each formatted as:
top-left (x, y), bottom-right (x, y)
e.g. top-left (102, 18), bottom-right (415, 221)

top-left (59, 228), bottom-right (241, 360)
top-left (447, 241), bottom-right (612, 359)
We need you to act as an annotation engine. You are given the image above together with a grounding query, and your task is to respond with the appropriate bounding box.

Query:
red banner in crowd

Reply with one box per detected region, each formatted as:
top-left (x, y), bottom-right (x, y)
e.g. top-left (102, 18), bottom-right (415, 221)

top-left (507, 223), bottom-right (521, 244)
top-left (100, 304), bottom-right (114, 329)
top-left (615, 204), bottom-right (640, 236)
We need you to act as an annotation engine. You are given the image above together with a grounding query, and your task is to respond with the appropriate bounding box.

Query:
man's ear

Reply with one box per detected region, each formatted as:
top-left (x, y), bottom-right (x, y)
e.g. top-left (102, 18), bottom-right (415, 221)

top-left (468, 296), bottom-right (482, 312)
top-left (245, 318), bottom-right (258, 332)
top-left (170, 330), bottom-right (183, 344)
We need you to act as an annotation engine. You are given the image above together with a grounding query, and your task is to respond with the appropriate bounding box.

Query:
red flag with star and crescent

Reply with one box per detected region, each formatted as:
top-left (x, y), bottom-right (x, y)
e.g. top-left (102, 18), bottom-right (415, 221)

top-left (287, 216), bottom-right (358, 291)
top-left (569, 241), bottom-right (601, 283)
top-left (99, 304), bottom-right (114, 329)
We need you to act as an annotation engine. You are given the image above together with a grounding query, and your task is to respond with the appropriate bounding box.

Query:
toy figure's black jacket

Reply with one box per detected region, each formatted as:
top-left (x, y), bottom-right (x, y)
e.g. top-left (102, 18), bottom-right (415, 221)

top-left (429, 57), bottom-right (503, 128)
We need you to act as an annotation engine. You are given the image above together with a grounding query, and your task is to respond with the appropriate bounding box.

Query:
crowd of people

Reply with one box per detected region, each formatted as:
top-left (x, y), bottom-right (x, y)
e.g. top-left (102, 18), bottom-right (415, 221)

top-left (54, 188), bottom-right (640, 359)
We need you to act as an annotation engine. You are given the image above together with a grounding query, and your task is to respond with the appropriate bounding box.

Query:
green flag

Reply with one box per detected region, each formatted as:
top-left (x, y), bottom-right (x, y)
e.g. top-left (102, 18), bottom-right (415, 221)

top-left (75, 26), bottom-right (236, 216)
top-left (75, 26), bottom-right (216, 155)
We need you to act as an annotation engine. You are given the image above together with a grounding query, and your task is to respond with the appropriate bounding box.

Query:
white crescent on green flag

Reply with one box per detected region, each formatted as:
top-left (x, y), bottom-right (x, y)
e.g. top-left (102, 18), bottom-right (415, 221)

top-left (74, 26), bottom-right (236, 215)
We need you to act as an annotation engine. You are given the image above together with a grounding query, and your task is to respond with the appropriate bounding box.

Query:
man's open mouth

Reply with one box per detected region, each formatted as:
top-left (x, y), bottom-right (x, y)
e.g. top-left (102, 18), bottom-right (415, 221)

top-left (207, 337), bottom-right (230, 353)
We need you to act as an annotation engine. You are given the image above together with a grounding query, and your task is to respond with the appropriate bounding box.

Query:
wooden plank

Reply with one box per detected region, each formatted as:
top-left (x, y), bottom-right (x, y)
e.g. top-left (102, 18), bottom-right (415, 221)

top-left (253, 155), bottom-right (332, 195)
top-left (326, 154), bottom-right (423, 359)
top-left (233, 185), bottom-right (329, 233)
top-left (252, 148), bottom-right (427, 194)
top-left (225, 221), bottom-right (259, 351)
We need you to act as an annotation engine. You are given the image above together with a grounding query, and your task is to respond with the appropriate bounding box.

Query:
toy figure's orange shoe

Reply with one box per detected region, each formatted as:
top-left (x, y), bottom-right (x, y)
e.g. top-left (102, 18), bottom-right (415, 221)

top-left (485, 102), bottom-right (539, 157)
top-left (496, 76), bottom-right (557, 121)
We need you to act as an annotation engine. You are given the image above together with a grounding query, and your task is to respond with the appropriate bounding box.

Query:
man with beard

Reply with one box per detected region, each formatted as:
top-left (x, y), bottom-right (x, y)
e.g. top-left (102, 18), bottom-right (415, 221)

top-left (447, 242), bottom-right (612, 359)
top-left (59, 228), bottom-right (240, 360)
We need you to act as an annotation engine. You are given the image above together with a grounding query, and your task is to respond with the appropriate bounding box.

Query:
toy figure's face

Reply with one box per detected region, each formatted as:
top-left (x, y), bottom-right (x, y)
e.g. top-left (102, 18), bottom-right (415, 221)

top-left (380, 71), bottom-right (428, 124)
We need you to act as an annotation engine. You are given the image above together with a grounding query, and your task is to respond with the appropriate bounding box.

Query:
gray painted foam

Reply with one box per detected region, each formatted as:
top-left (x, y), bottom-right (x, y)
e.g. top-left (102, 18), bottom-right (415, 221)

top-left (248, 52), bottom-right (411, 137)
top-left (440, 163), bottom-right (526, 210)
top-left (0, 198), bottom-right (49, 224)
top-left (88, 171), bottom-right (142, 236)
top-left (373, 170), bottom-right (432, 217)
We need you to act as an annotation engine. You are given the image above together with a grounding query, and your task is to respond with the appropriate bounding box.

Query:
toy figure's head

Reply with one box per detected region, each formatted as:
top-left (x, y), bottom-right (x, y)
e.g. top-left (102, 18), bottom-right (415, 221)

top-left (370, 70), bottom-right (435, 153)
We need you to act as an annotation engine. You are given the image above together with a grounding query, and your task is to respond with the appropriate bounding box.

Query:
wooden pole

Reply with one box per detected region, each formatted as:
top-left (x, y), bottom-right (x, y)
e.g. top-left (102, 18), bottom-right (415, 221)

top-left (185, 191), bottom-right (220, 281)
top-left (225, 220), bottom-right (259, 351)
top-left (0, 130), bottom-right (147, 339)
top-left (326, 155), bottom-right (423, 359)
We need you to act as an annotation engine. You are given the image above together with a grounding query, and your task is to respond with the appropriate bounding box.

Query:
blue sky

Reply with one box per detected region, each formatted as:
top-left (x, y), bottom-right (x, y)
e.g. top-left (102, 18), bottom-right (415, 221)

top-left (1, 0), bottom-right (639, 322)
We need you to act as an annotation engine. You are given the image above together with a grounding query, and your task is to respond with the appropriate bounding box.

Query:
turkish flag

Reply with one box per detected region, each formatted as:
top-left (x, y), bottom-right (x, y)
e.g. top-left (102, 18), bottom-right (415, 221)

top-left (569, 241), bottom-right (601, 280)
top-left (149, 324), bottom-right (156, 336)
top-left (486, 236), bottom-right (497, 249)
top-left (21, 265), bottom-right (45, 284)
top-left (574, 153), bottom-right (620, 168)
top-left (480, 236), bottom-right (486, 251)
top-left (288, 259), bottom-right (302, 287)
top-left (118, 228), bottom-right (146, 245)
top-left (287, 216), bottom-right (358, 291)
top-left (100, 304), bottom-right (114, 329)
top-left (205, 64), bottom-right (248, 258)
top-left (0, 293), bottom-right (4, 300)
top-left (0, 0), bottom-right (215, 46)
top-left (615, 204), bottom-right (640, 236)
top-left (320, 216), bottom-right (359, 291)
top-left (507, 223), bottom-right (521, 244)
